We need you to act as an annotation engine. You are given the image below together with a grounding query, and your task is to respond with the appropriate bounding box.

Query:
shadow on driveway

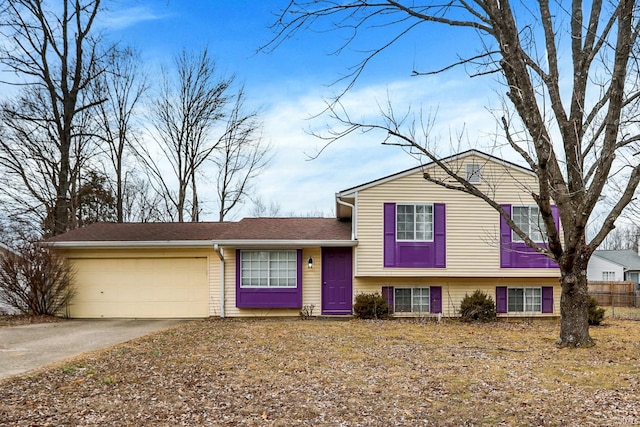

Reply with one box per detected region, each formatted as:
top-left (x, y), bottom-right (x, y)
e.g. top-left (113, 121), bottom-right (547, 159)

top-left (0, 319), bottom-right (189, 380)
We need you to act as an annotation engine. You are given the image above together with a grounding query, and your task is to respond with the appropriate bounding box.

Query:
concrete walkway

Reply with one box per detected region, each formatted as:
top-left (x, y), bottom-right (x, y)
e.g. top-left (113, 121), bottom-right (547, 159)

top-left (0, 319), bottom-right (188, 380)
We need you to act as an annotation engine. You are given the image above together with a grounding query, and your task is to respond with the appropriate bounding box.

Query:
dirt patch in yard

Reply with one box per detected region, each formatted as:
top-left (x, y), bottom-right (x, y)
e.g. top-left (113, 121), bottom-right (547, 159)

top-left (1, 318), bottom-right (639, 426)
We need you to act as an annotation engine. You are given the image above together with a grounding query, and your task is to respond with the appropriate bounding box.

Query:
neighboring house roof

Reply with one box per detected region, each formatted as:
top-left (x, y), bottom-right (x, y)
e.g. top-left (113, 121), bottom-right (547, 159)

top-left (44, 218), bottom-right (354, 248)
top-left (593, 250), bottom-right (640, 271)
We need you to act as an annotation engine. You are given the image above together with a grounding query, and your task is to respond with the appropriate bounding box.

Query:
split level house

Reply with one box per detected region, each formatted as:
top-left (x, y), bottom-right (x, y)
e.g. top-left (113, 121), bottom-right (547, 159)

top-left (46, 150), bottom-right (561, 319)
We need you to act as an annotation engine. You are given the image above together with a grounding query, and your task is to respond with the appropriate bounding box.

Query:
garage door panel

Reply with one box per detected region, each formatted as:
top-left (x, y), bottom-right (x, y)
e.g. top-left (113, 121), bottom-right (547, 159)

top-left (69, 257), bottom-right (209, 318)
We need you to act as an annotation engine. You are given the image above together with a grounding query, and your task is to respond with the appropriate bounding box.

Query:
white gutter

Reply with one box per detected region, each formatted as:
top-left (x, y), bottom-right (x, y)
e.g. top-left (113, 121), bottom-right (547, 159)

top-left (45, 240), bottom-right (217, 249)
top-left (46, 239), bottom-right (357, 249)
top-left (336, 197), bottom-right (357, 240)
top-left (196, 240), bottom-right (357, 248)
top-left (214, 244), bottom-right (225, 318)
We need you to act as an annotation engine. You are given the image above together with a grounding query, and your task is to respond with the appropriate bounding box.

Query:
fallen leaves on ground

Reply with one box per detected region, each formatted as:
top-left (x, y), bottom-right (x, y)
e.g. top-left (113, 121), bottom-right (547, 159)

top-left (1, 318), bottom-right (639, 426)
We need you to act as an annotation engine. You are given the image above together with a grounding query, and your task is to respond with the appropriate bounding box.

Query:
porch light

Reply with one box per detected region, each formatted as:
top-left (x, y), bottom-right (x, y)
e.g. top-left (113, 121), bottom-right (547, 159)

top-left (308, 257), bottom-right (313, 269)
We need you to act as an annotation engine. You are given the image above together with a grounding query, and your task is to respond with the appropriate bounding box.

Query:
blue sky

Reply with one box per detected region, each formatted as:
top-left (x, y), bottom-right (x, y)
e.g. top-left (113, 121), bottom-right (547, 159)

top-left (102, 1), bottom-right (502, 219)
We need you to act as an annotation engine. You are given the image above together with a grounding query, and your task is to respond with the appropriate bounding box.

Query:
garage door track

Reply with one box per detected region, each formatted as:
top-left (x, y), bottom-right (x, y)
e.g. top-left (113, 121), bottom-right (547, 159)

top-left (0, 319), bottom-right (186, 380)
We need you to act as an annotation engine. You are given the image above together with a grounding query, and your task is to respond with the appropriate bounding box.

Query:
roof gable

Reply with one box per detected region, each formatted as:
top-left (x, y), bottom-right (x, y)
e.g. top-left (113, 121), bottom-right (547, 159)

top-left (336, 149), bottom-right (534, 197)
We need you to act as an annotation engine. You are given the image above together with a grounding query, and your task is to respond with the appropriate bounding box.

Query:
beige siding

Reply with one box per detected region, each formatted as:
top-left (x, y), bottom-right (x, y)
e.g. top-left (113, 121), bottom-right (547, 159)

top-left (354, 155), bottom-right (560, 278)
top-left (66, 248), bottom-right (214, 318)
top-left (354, 276), bottom-right (560, 318)
top-left (222, 247), bottom-right (324, 318)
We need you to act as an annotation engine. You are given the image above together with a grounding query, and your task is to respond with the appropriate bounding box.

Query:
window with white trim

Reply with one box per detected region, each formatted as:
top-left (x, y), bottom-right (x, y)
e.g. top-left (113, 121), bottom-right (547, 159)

top-left (240, 250), bottom-right (297, 288)
top-left (396, 204), bottom-right (433, 241)
top-left (508, 287), bottom-right (542, 313)
top-left (602, 271), bottom-right (616, 281)
top-left (394, 287), bottom-right (430, 313)
top-left (466, 164), bottom-right (482, 184)
top-left (512, 205), bottom-right (544, 243)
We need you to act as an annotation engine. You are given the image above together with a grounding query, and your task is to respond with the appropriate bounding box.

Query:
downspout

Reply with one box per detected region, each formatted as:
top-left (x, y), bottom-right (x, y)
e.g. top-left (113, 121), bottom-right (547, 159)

top-left (336, 197), bottom-right (357, 240)
top-left (214, 244), bottom-right (225, 318)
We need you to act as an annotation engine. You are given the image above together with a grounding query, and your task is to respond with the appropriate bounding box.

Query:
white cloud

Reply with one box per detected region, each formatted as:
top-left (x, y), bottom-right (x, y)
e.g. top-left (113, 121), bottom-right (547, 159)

top-left (99, 6), bottom-right (167, 30)
top-left (242, 73), bottom-right (506, 218)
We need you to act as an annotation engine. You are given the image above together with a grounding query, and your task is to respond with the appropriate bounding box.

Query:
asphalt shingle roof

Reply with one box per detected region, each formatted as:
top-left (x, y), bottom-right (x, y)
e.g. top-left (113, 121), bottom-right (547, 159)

top-left (594, 249), bottom-right (640, 271)
top-left (45, 218), bottom-right (353, 244)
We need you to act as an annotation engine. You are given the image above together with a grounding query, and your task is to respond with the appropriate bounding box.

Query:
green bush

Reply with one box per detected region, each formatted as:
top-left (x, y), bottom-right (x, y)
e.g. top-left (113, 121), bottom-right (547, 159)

top-left (353, 292), bottom-right (391, 319)
top-left (588, 296), bottom-right (606, 326)
top-left (459, 290), bottom-right (497, 322)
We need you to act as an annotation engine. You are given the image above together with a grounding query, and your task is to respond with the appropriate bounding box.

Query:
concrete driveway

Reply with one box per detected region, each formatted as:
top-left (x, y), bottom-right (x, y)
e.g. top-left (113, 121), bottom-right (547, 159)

top-left (0, 319), bottom-right (187, 380)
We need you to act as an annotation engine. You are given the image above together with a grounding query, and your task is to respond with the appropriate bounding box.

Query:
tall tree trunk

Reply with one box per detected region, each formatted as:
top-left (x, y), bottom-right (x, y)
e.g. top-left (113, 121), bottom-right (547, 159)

top-left (558, 254), bottom-right (593, 347)
top-left (54, 142), bottom-right (71, 235)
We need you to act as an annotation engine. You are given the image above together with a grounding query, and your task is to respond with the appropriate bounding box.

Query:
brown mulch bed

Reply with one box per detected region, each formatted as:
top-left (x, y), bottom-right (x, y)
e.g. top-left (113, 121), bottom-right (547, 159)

top-left (1, 318), bottom-right (639, 426)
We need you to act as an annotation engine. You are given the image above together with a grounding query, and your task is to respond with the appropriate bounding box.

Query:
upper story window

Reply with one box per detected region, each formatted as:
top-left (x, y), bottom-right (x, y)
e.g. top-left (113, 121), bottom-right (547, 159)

top-left (240, 250), bottom-right (297, 288)
top-left (602, 271), bottom-right (616, 281)
top-left (466, 164), bottom-right (482, 184)
top-left (512, 205), bottom-right (544, 243)
top-left (396, 204), bottom-right (433, 241)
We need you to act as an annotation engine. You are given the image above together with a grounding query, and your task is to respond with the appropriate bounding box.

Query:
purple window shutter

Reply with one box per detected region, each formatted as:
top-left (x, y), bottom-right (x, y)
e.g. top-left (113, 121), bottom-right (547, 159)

top-left (551, 205), bottom-right (560, 232)
top-left (383, 203), bottom-right (396, 267)
top-left (434, 204), bottom-right (446, 268)
top-left (542, 286), bottom-right (554, 313)
top-left (499, 205), bottom-right (512, 268)
top-left (496, 286), bottom-right (507, 313)
top-left (430, 286), bottom-right (442, 313)
top-left (236, 249), bottom-right (241, 290)
top-left (381, 286), bottom-right (394, 312)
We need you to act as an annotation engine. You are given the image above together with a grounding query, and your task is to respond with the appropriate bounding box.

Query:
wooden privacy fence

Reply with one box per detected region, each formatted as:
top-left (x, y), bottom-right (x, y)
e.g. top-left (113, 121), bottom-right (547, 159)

top-left (588, 281), bottom-right (638, 307)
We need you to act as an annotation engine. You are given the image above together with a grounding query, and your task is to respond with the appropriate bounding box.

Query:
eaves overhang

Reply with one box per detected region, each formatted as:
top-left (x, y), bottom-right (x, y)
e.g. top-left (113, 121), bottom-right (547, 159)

top-left (45, 239), bottom-right (358, 249)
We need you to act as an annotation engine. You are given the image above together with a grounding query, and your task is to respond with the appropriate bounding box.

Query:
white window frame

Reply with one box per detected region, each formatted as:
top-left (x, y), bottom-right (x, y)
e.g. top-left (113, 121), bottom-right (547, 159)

top-left (507, 287), bottom-right (542, 313)
top-left (602, 271), bottom-right (616, 281)
top-left (240, 250), bottom-right (297, 288)
top-left (512, 205), bottom-right (544, 243)
top-left (394, 287), bottom-right (430, 313)
top-left (466, 164), bottom-right (482, 184)
top-left (396, 203), bottom-right (434, 242)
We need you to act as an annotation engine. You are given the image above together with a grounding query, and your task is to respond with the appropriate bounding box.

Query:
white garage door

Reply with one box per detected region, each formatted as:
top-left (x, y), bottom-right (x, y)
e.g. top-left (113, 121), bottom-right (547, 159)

top-left (68, 257), bottom-right (209, 318)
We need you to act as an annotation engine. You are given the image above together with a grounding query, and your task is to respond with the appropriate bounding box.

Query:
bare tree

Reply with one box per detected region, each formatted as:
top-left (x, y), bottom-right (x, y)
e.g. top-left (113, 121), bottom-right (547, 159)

top-left (140, 49), bottom-right (232, 222)
top-left (93, 47), bottom-right (148, 222)
top-left (250, 196), bottom-right (282, 218)
top-left (0, 241), bottom-right (75, 316)
top-left (214, 88), bottom-right (270, 221)
top-left (0, 0), bottom-right (112, 236)
top-left (270, 1), bottom-right (640, 347)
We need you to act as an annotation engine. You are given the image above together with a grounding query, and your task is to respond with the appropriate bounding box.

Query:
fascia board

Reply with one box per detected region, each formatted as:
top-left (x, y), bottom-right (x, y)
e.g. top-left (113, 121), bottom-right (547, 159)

top-left (45, 239), bottom-right (358, 249)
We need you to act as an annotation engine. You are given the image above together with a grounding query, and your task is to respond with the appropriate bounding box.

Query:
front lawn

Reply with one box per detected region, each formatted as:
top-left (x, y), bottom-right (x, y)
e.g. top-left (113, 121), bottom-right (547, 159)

top-left (1, 318), bottom-right (639, 426)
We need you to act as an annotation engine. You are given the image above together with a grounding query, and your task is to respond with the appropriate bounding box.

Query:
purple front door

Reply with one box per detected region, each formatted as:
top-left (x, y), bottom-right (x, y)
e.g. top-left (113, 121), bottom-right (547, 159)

top-left (322, 247), bottom-right (353, 315)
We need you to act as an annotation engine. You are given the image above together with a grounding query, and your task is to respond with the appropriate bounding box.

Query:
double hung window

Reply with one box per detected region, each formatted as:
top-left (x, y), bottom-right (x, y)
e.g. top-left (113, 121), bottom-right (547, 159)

top-left (396, 204), bottom-right (433, 241)
top-left (394, 287), bottom-right (430, 313)
top-left (507, 287), bottom-right (542, 312)
top-left (240, 250), bottom-right (297, 288)
top-left (512, 206), bottom-right (544, 243)
top-left (602, 271), bottom-right (616, 281)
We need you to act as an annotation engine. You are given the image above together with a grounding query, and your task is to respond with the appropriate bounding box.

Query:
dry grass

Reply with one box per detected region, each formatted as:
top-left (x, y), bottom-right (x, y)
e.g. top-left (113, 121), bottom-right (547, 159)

top-left (604, 306), bottom-right (640, 321)
top-left (1, 317), bottom-right (640, 426)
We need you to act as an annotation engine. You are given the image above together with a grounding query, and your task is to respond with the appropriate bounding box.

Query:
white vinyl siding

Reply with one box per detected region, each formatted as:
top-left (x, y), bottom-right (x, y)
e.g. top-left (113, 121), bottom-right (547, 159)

top-left (508, 287), bottom-right (542, 313)
top-left (396, 204), bottom-right (433, 241)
